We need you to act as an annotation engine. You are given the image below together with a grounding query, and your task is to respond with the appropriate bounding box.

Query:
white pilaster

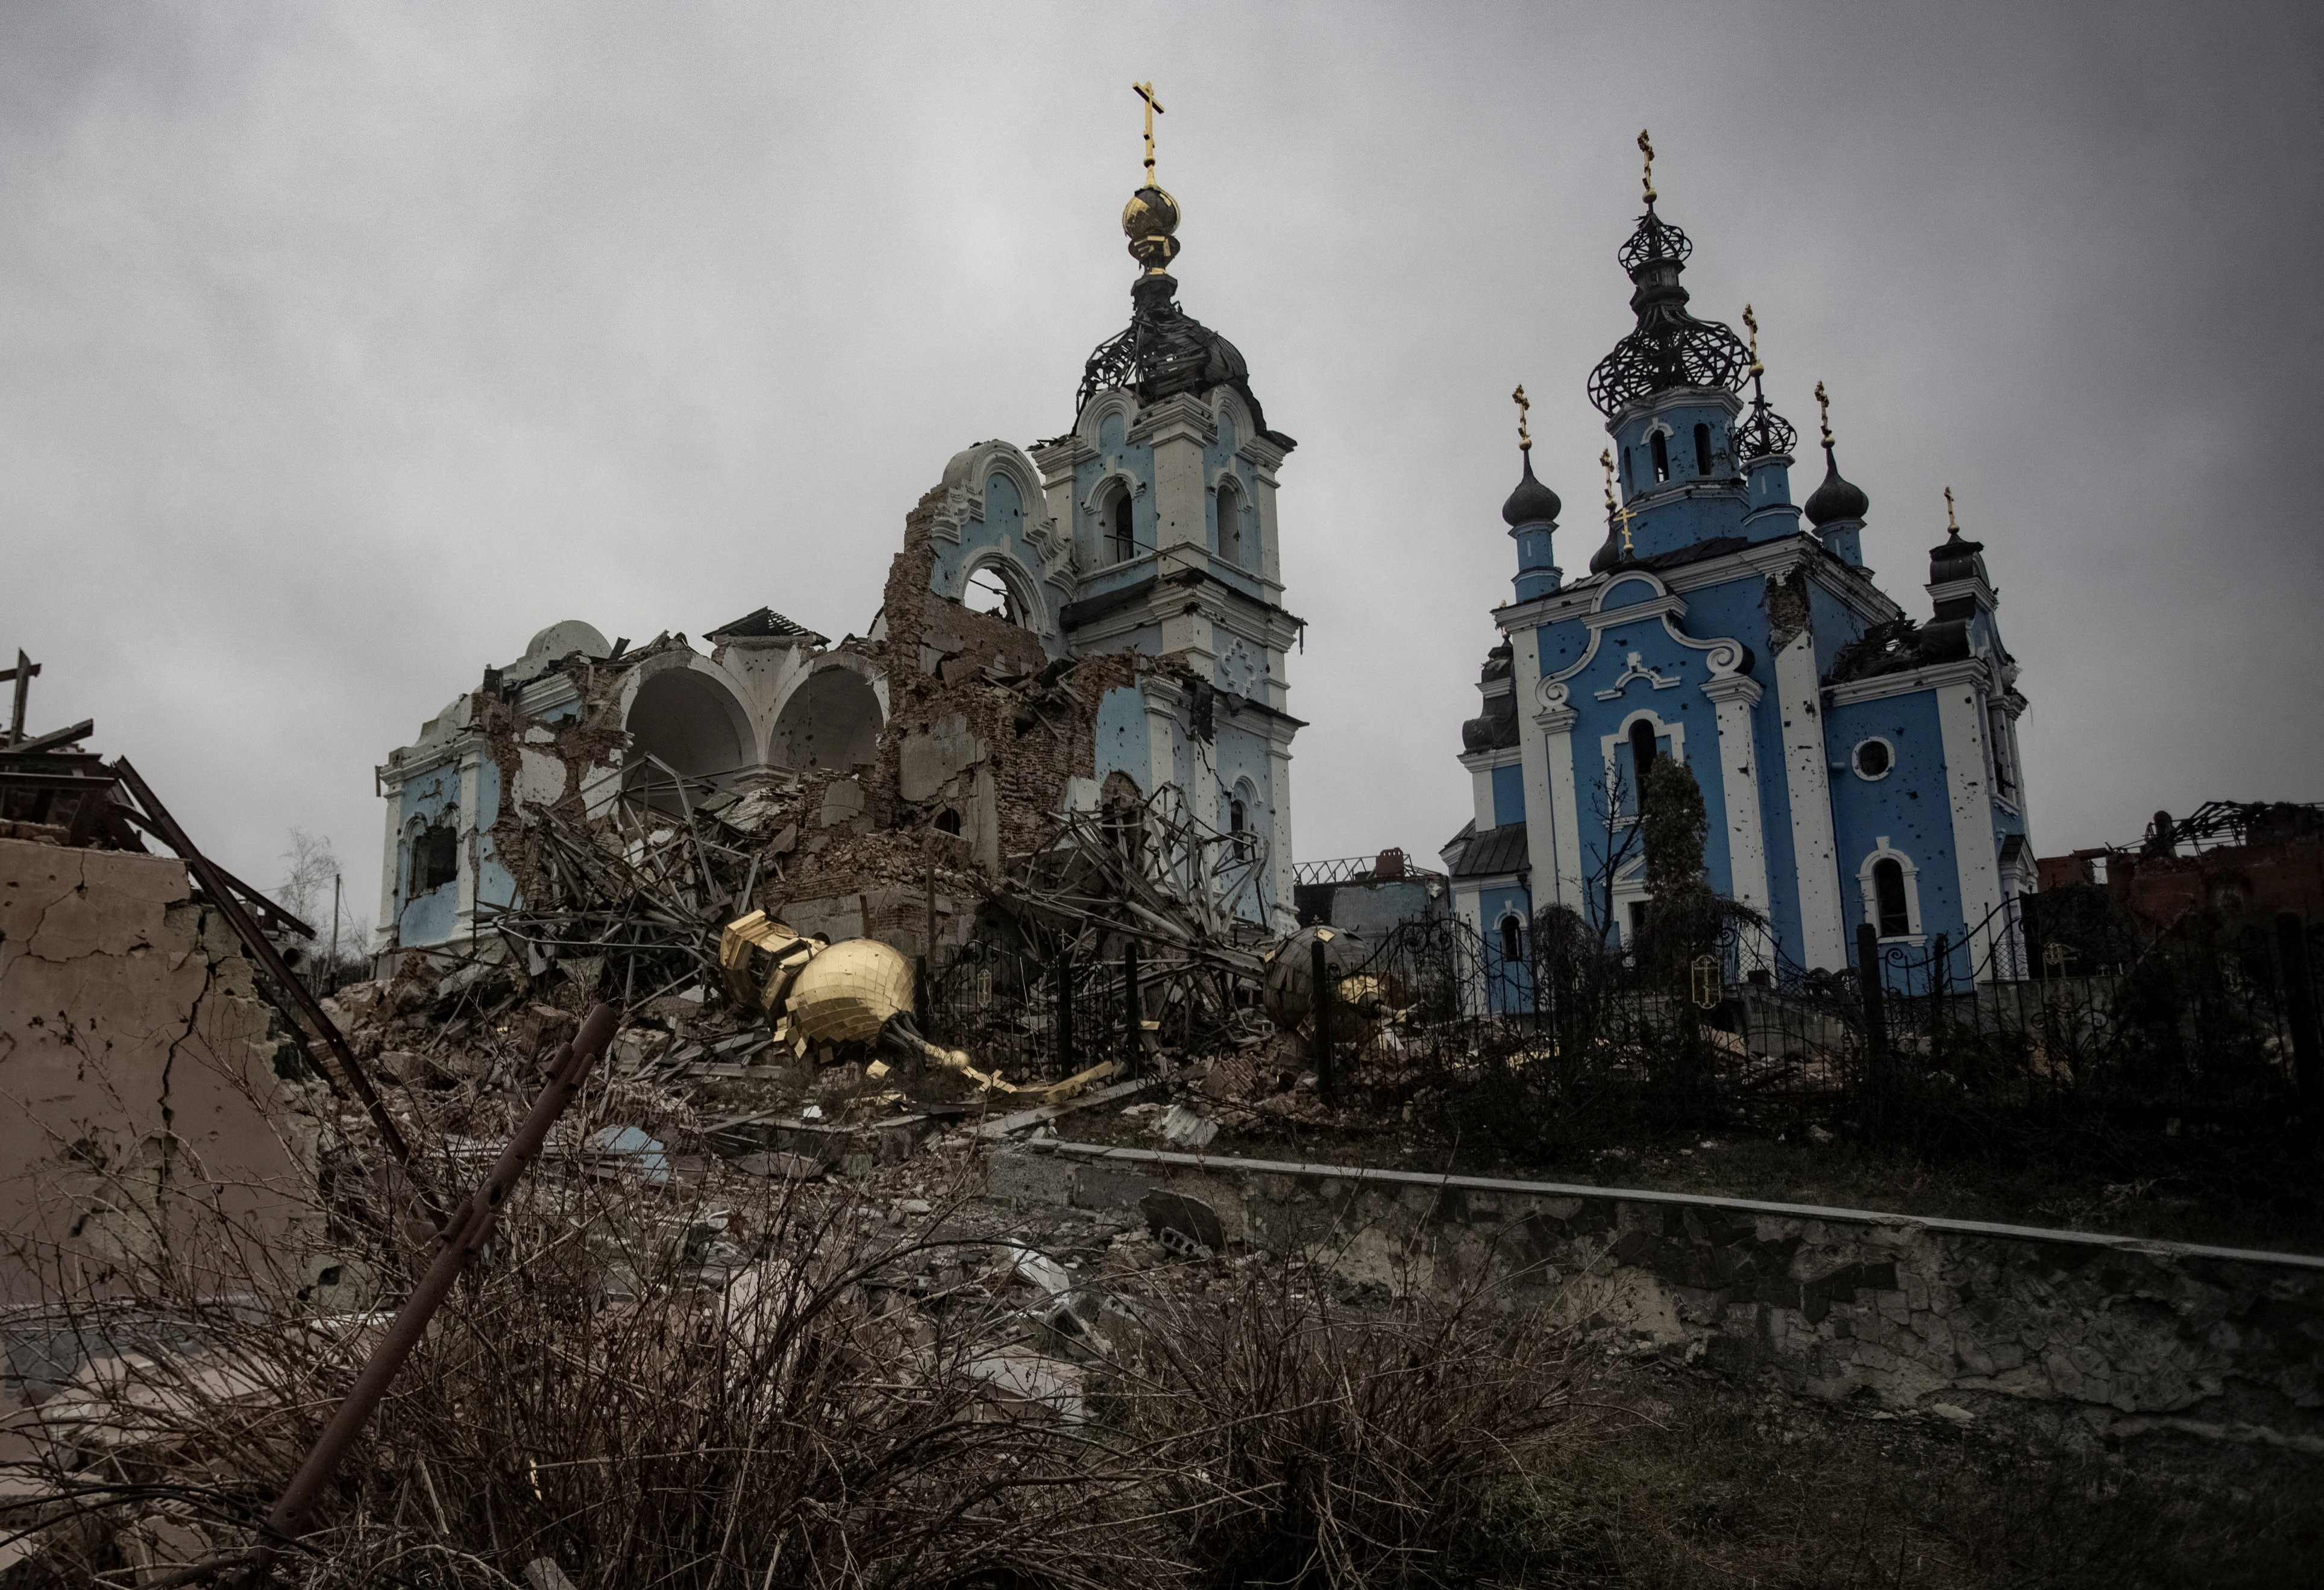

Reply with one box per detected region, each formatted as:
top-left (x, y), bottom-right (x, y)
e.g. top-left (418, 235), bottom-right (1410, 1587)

top-left (373, 776), bottom-right (403, 954)
top-left (1510, 630), bottom-right (1562, 907)
top-left (1702, 674), bottom-right (1770, 917)
top-left (1937, 681), bottom-right (2006, 936)
top-left (1774, 635), bottom-right (1847, 969)
top-left (1538, 688), bottom-right (1584, 910)
top-left (1267, 741), bottom-right (1296, 931)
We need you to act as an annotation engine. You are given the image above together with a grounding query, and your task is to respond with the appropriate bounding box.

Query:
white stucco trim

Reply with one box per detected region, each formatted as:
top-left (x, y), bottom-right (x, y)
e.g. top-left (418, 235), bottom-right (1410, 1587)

top-left (1936, 682), bottom-right (2006, 936)
top-left (1857, 835), bottom-right (1926, 944)
top-left (1702, 673), bottom-right (1770, 916)
top-left (1537, 694), bottom-right (1584, 910)
top-left (1600, 707), bottom-right (1688, 788)
top-left (1775, 632), bottom-right (1847, 970)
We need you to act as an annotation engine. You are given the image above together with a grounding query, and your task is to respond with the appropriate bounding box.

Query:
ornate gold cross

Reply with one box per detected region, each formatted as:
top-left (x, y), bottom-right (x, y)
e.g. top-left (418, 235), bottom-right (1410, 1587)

top-left (1742, 303), bottom-right (1762, 376)
top-left (1600, 447), bottom-right (1636, 554)
top-left (1814, 379), bottom-right (1833, 450)
top-left (1512, 385), bottom-right (1531, 451)
top-left (1638, 128), bottom-right (1656, 203)
top-left (1134, 82), bottom-right (1165, 186)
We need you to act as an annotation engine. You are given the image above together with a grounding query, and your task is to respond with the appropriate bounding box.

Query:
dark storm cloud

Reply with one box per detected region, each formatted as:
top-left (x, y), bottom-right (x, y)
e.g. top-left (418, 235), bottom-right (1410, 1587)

top-left (1, 2), bottom-right (2317, 917)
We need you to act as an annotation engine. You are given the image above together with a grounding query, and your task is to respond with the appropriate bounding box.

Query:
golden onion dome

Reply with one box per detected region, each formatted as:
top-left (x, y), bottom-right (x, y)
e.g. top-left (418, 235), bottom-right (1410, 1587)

top-left (1122, 184), bottom-right (1182, 274)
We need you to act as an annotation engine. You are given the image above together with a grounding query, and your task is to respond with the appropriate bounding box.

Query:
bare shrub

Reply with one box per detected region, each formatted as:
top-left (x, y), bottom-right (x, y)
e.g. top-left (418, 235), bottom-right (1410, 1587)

top-left (1110, 1263), bottom-right (1574, 1589)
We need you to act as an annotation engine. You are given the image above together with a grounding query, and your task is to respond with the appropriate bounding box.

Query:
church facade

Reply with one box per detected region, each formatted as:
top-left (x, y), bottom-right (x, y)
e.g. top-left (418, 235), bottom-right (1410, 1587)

top-left (1442, 158), bottom-right (2032, 987)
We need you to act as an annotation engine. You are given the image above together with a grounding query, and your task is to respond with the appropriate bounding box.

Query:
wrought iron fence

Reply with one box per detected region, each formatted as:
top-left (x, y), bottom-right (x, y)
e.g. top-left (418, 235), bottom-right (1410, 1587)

top-left (1313, 896), bottom-right (2323, 1148)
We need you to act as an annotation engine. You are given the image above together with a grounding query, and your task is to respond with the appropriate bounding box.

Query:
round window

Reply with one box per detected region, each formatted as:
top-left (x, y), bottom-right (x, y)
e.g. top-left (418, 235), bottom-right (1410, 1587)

top-left (1853, 738), bottom-right (1893, 781)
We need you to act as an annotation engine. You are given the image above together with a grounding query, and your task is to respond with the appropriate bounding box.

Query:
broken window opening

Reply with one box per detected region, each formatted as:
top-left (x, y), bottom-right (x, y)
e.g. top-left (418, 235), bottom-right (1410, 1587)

top-left (964, 566), bottom-right (1022, 626)
top-left (1228, 796), bottom-right (1252, 859)
top-left (1694, 423), bottom-right (1712, 476)
top-left (1499, 915), bottom-right (1523, 964)
top-left (1873, 857), bottom-right (1911, 937)
top-left (410, 817), bottom-right (459, 897)
top-left (1216, 479), bottom-right (1245, 568)
top-left (1109, 489), bottom-right (1136, 565)
top-left (934, 808), bottom-right (962, 836)
top-left (1650, 430), bottom-right (1671, 483)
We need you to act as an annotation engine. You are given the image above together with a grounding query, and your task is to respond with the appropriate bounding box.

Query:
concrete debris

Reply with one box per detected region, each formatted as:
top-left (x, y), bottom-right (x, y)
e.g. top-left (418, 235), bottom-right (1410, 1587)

top-left (1154, 1103), bottom-right (1220, 1150)
top-left (524, 1559), bottom-right (582, 1590)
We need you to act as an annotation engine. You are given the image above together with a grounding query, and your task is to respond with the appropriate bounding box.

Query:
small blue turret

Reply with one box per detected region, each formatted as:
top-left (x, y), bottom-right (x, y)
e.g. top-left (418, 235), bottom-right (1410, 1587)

top-left (1734, 303), bottom-right (1803, 542)
top-left (1803, 380), bottom-right (1871, 569)
top-left (1504, 386), bottom-right (1563, 600)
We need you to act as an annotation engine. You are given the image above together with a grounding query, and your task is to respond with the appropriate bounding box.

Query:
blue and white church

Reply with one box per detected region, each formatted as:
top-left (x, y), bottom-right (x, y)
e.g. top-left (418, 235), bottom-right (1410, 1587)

top-left (1442, 151), bottom-right (2034, 981)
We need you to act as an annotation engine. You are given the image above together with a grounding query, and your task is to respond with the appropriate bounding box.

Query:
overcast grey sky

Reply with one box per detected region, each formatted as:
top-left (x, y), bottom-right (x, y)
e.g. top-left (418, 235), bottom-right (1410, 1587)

top-left (4, 2), bottom-right (2319, 916)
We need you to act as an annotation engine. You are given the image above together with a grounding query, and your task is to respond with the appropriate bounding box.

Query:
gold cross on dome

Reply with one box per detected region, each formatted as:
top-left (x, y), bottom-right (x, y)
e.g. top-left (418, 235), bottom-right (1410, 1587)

top-left (1600, 447), bottom-right (1636, 555)
top-left (1638, 128), bottom-right (1656, 203)
top-left (1742, 303), bottom-right (1762, 375)
top-left (1512, 385), bottom-right (1531, 451)
top-left (1134, 82), bottom-right (1165, 185)
top-left (1945, 485), bottom-right (1959, 532)
top-left (1814, 380), bottom-right (1833, 450)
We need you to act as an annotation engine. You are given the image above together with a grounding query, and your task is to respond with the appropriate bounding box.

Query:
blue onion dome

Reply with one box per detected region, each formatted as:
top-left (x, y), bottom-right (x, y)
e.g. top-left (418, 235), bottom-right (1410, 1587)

top-left (1502, 451), bottom-right (1562, 526)
top-left (1803, 445), bottom-right (1870, 527)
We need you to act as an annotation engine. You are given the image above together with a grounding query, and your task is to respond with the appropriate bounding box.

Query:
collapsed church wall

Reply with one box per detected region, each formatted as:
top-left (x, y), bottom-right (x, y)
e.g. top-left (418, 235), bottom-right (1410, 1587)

top-left (0, 837), bottom-right (326, 1307)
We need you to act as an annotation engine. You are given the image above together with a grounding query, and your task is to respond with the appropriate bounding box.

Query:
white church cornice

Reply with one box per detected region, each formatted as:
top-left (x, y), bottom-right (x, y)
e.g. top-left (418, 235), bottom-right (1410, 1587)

top-left (1494, 532), bottom-right (1905, 634)
top-left (1824, 655), bottom-right (1991, 708)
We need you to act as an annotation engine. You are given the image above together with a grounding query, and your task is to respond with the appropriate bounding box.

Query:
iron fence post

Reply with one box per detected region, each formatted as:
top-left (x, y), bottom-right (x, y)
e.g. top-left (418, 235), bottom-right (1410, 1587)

top-left (1311, 937), bottom-right (1338, 1108)
top-left (2276, 912), bottom-right (2322, 1117)
top-left (1123, 939), bottom-right (1143, 1076)
top-left (1857, 922), bottom-right (1889, 1116)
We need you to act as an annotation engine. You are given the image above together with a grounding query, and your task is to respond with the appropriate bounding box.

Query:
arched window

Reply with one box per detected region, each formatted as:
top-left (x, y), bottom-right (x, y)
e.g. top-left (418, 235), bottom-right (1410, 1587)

top-left (934, 808), bottom-right (962, 835)
top-left (1628, 718), bottom-right (1658, 790)
top-left (964, 565), bottom-right (1020, 624)
top-left (1650, 430), bottom-right (1671, 483)
top-left (1109, 488), bottom-right (1135, 564)
top-left (1872, 858), bottom-right (1911, 937)
top-left (1217, 479), bottom-right (1247, 568)
top-left (1500, 915), bottom-right (1524, 965)
top-left (1228, 797), bottom-right (1250, 858)
top-left (1694, 423), bottom-right (1712, 476)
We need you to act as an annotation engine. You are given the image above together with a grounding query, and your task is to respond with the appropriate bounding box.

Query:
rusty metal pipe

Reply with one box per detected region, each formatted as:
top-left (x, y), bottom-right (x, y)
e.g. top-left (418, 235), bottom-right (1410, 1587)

top-left (253, 1001), bottom-right (621, 1557)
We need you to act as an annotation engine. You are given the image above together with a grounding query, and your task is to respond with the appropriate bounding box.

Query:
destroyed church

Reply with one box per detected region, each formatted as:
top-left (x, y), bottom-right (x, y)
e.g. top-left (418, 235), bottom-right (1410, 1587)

top-left (374, 165), bottom-right (1304, 973)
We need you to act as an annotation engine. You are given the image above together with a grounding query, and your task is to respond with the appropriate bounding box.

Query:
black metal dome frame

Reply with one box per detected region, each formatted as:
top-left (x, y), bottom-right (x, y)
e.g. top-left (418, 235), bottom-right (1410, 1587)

top-left (1586, 207), bottom-right (1750, 418)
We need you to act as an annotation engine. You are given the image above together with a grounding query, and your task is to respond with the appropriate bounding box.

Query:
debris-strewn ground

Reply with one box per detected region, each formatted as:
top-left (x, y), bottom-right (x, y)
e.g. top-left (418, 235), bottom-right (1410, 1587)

top-left (7, 969), bottom-right (2319, 1589)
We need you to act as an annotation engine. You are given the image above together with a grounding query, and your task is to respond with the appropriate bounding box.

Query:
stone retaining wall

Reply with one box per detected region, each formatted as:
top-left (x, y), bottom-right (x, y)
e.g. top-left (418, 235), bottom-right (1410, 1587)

top-left (991, 1142), bottom-right (2324, 1450)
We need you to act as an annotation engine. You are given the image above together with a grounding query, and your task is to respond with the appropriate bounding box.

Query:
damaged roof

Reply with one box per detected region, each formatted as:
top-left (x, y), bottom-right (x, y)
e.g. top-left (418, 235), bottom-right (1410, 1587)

top-left (707, 607), bottom-right (829, 647)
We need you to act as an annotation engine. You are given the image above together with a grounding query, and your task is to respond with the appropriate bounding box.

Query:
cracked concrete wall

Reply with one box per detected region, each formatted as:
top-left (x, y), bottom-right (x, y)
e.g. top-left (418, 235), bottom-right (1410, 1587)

top-left (997, 1149), bottom-right (2324, 1451)
top-left (0, 838), bottom-right (322, 1306)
